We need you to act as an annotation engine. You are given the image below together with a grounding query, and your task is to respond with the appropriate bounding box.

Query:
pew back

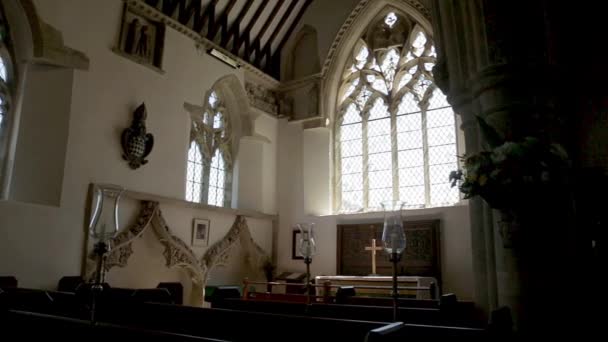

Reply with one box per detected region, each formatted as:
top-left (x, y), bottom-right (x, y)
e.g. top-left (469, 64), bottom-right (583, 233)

top-left (99, 301), bottom-right (387, 342)
top-left (212, 298), bottom-right (484, 328)
top-left (2, 309), bottom-right (227, 342)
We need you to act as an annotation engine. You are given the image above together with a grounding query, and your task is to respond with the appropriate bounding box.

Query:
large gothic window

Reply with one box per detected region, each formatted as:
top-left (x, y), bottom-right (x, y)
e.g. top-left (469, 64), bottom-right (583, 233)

top-left (0, 7), bottom-right (14, 189)
top-left (335, 11), bottom-right (459, 213)
top-left (186, 90), bottom-right (233, 207)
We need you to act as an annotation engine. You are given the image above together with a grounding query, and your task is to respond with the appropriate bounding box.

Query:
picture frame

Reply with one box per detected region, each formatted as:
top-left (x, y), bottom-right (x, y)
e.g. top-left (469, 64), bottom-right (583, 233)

top-left (114, 3), bottom-right (165, 73)
top-left (291, 230), bottom-right (303, 260)
top-left (192, 218), bottom-right (210, 247)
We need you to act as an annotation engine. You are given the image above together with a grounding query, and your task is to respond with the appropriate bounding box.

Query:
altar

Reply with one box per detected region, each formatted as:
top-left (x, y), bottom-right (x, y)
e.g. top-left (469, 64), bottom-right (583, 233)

top-left (314, 275), bottom-right (439, 300)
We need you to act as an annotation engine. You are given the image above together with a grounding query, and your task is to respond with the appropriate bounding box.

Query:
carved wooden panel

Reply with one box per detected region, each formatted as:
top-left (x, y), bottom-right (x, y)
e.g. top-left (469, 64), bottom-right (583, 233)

top-left (337, 220), bottom-right (441, 284)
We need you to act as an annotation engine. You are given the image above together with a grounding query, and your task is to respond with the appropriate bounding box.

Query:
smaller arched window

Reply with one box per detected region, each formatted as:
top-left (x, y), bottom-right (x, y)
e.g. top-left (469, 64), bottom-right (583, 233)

top-left (0, 6), bottom-right (15, 189)
top-left (186, 90), bottom-right (233, 207)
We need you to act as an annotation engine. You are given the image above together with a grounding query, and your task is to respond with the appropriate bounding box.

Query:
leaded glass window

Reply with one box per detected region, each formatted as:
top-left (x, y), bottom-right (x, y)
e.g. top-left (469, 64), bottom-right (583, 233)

top-left (335, 12), bottom-right (459, 213)
top-left (186, 90), bottom-right (232, 207)
top-left (0, 6), bottom-right (14, 190)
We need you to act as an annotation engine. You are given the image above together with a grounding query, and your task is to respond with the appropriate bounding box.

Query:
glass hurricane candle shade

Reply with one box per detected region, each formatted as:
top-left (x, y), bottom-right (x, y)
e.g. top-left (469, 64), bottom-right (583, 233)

top-left (89, 184), bottom-right (125, 243)
top-left (381, 200), bottom-right (406, 255)
top-left (297, 223), bottom-right (316, 259)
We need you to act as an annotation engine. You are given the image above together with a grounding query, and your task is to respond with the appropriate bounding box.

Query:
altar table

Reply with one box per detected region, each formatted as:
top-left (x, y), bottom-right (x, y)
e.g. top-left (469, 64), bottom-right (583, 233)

top-left (314, 275), bottom-right (439, 300)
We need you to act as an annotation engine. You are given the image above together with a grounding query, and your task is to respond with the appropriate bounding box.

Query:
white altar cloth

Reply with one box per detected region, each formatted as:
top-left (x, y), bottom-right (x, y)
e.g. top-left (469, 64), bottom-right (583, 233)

top-left (314, 275), bottom-right (439, 299)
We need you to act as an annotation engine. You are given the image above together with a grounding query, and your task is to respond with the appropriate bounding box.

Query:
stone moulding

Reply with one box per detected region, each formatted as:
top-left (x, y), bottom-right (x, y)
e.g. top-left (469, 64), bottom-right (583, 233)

top-left (19, 0), bottom-right (89, 70)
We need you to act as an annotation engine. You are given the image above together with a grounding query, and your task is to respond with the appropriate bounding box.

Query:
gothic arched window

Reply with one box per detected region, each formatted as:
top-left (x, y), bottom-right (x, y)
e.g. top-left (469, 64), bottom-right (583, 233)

top-left (0, 6), bottom-right (14, 188)
top-left (186, 90), bottom-right (233, 207)
top-left (335, 11), bottom-right (459, 213)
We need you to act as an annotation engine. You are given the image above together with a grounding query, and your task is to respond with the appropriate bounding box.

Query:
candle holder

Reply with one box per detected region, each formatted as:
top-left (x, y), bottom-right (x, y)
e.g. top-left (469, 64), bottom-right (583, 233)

top-left (296, 223), bottom-right (316, 304)
top-left (88, 184), bottom-right (124, 323)
top-left (381, 200), bottom-right (406, 322)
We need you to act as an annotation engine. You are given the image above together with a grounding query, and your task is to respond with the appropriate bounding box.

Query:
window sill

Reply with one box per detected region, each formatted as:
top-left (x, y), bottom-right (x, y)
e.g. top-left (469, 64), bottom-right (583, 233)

top-left (312, 200), bottom-right (469, 219)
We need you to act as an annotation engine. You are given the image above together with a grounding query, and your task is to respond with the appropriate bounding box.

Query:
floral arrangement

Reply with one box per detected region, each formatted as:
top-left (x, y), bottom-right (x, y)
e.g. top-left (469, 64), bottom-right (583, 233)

top-left (449, 116), bottom-right (570, 210)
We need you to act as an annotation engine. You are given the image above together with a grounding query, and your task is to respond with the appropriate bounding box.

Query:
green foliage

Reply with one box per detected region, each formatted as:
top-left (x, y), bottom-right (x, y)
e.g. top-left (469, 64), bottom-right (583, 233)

top-left (449, 117), bottom-right (570, 209)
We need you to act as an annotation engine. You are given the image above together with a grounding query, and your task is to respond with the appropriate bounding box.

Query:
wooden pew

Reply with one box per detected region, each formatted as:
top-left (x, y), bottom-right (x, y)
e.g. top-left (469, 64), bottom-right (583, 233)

top-left (0, 286), bottom-right (175, 320)
top-left (212, 297), bottom-right (484, 328)
top-left (0, 287), bottom-right (88, 318)
top-left (2, 309), bottom-right (227, 342)
top-left (365, 322), bottom-right (490, 341)
top-left (97, 301), bottom-right (389, 342)
top-left (2, 288), bottom-right (388, 341)
top-left (2, 287), bottom-right (498, 341)
top-left (0, 276), bottom-right (18, 289)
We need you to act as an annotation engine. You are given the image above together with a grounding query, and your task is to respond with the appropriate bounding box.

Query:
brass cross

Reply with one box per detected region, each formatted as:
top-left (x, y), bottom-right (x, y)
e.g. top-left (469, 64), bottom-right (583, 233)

top-left (364, 238), bottom-right (383, 275)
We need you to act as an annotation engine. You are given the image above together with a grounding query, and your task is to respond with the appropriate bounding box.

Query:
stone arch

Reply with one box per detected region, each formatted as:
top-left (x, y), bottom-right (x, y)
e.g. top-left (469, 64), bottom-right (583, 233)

top-left (3, 0), bottom-right (88, 69)
top-left (283, 25), bottom-right (321, 81)
top-left (200, 215), bottom-right (268, 287)
top-left (0, 0), bottom-right (88, 198)
top-left (85, 201), bottom-right (205, 306)
top-left (211, 74), bottom-right (252, 160)
top-left (321, 0), bottom-right (431, 124)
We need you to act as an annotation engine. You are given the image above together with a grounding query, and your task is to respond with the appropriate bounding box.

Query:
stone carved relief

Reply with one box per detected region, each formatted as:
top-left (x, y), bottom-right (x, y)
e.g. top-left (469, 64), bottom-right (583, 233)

top-left (307, 84), bottom-right (319, 117)
top-left (153, 208), bottom-right (204, 283)
top-left (85, 201), bottom-right (157, 280)
top-left (84, 200), bottom-right (269, 306)
top-left (277, 93), bottom-right (294, 118)
top-left (200, 215), bottom-right (268, 285)
top-left (245, 81), bottom-right (279, 116)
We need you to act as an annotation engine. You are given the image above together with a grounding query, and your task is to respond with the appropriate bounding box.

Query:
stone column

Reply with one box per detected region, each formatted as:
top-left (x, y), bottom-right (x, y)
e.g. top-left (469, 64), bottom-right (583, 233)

top-left (430, 0), bottom-right (582, 335)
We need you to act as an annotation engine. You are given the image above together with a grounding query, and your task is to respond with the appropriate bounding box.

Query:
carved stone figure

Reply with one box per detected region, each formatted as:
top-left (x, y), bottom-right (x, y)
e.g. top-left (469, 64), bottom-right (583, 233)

top-left (121, 103), bottom-right (154, 169)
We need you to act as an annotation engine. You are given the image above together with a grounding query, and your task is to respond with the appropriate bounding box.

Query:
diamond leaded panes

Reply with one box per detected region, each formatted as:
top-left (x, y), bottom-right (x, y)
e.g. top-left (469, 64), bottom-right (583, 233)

top-left (335, 12), bottom-right (459, 213)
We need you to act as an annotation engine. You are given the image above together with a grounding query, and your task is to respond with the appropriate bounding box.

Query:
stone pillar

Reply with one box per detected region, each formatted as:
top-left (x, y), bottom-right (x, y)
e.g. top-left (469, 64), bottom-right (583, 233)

top-left (302, 126), bottom-right (331, 216)
top-left (430, 0), bottom-right (583, 335)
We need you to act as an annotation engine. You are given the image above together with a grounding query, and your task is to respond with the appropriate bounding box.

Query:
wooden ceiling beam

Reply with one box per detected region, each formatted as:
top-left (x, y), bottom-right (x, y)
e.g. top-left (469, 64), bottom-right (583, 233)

top-left (232, 0), bottom-right (270, 55)
top-left (144, 0), bottom-right (161, 7)
top-left (221, 0), bottom-right (254, 47)
top-left (268, 0), bottom-right (312, 78)
top-left (178, 0), bottom-right (202, 27)
top-left (271, 0), bottom-right (313, 65)
top-left (255, 0), bottom-right (298, 65)
top-left (193, 0), bottom-right (220, 34)
top-left (207, 0), bottom-right (238, 41)
top-left (246, 0), bottom-right (285, 59)
top-left (145, 0), bottom-right (182, 18)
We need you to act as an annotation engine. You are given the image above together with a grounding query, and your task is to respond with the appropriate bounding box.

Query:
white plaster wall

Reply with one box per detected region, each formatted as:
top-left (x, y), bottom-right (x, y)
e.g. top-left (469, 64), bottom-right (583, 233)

top-left (277, 120), bottom-right (474, 300)
top-left (235, 138), bottom-right (264, 212)
top-left (10, 64), bottom-right (73, 206)
top-left (253, 114), bottom-right (278, 215)
top-left (0, 0), bottom-right (275, 289)
top-left (298, 0), bottom-right (362, 68)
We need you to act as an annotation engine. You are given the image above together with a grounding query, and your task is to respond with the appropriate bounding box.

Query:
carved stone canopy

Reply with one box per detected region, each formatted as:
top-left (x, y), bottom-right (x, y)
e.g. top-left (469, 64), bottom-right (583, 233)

top-left (84, 200), bottom-right (269, 306)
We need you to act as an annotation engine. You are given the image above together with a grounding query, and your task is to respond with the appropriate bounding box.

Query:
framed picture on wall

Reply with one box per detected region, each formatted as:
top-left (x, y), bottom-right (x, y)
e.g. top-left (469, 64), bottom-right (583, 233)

top-left (114, 3), bottom-right (165, 73)
top-left (292, 230), bottom-right (303, 260)
top-left (192, 218), bottom-right (210, 247)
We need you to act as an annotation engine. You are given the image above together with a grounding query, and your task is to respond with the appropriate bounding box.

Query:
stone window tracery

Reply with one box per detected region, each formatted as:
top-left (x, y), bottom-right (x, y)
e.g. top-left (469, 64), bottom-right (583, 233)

top-left (186, 90), bottom-right (233, 207)
top-left (335, 11), bottom-right (459, 213)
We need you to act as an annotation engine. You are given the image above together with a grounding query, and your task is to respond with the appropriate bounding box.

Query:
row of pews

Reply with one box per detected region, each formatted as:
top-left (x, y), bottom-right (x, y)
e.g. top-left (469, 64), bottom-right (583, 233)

top-left (0, 277), bottom-right (513, 341)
